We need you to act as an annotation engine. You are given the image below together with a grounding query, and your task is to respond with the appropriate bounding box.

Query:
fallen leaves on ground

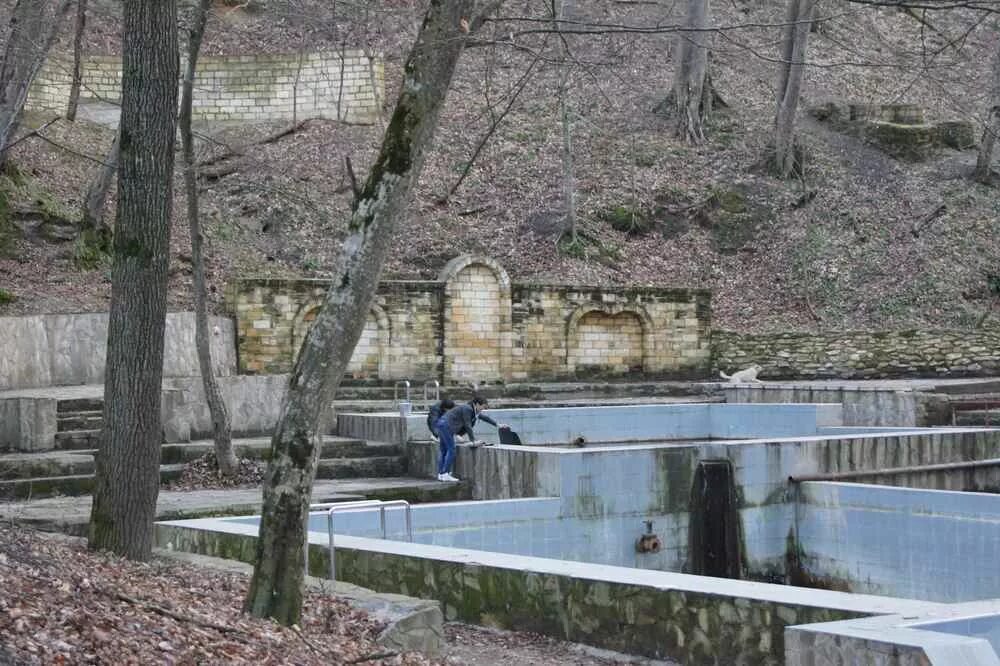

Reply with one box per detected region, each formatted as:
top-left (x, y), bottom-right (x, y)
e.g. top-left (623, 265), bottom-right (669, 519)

top-left (0, 523), bottom-right (438, 665)
top-left (166, 453), bottom-right (265, 491)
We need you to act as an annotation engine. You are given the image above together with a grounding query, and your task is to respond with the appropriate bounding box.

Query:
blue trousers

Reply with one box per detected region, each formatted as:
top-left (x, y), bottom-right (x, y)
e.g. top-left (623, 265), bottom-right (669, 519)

top-left (435, 418), bottom-right (456, 475)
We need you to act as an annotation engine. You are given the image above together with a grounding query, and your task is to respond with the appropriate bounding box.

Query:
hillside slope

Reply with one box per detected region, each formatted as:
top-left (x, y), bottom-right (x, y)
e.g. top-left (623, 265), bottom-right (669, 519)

top-left (0, 0), bottom-right (997, 333)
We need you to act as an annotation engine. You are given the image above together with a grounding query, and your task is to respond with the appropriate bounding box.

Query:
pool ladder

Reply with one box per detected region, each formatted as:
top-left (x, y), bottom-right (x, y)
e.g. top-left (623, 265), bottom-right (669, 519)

top-left (307, 499), bottom-right (413, 580)
top-left (393, 379), bottom-right (440, 411)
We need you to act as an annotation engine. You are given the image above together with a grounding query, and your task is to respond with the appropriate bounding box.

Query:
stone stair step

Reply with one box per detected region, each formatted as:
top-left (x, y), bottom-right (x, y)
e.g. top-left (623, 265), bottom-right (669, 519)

top-left (57, 412), bottom-right (104, 432)
top-left (57, 398), bottom-right (104, 413)
top-left (54, 429), bottom-right (101, 451)
top-left (315, 456), bottom-right (407, 480)
top-left (0, 464), bottom-right (185, 500)
top-left (158, 437), bottom-right (396, 464)
top-left (0, 453), bottom-right (95, 480)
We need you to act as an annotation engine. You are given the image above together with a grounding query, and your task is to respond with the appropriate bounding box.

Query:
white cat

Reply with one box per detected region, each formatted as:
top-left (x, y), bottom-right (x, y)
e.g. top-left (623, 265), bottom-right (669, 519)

top-left (719, 364), bottom-right (764, 383)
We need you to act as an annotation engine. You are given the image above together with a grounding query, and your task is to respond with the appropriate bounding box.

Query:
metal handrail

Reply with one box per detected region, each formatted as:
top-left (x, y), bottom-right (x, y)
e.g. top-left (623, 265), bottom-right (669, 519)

top-left (423, 380), bottom-right (440, 410)
top-left (308, 499), bottom-right (413, 580)
top-left (393, 380), bottom-right (411, 406)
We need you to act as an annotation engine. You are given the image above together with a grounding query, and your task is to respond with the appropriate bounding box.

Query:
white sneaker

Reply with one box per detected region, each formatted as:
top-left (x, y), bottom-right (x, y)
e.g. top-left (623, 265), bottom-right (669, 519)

top-left (442, 473), bottom-right (460, 482)
top-left (437, 473), bottom-right (448, 482)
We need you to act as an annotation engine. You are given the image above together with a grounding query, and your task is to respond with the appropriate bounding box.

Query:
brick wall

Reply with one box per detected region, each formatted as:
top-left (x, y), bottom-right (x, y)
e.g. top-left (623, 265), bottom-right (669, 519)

top-left (26, 50), bottom-right (383, 124)
top-left (713, 328), bottom-right (1000, 380)
top-left (227, 255), bottom-right (712, 382)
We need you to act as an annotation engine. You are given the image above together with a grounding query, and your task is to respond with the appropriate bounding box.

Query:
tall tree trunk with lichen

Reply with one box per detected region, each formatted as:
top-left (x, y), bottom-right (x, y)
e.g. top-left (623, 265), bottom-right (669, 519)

top-left (87, 0), bottom-right (179, 560)
top-left (0, 0), bottom-right (73, 166)
top-left (180, 0), bottom-right (236, 476)
top-left (244, 0), bottom-right (486, 626)
top-left (770, 0), bottom-right (815, 178)
top-left (66, 0), bottom-right (87, 121)
top-left (672, 0), bottom-right (711, 143)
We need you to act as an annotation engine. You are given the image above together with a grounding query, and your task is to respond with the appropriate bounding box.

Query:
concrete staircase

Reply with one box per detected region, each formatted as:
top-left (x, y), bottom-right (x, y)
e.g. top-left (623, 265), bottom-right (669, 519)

top-left (54, 398), bottom-right (104, 451)
top-left (0, 435), bottom-right (410, 500)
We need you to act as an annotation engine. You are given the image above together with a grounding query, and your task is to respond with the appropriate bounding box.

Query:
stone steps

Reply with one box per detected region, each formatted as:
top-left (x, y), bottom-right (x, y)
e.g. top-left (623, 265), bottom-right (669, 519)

top-left (157, 437), bottom-right (400, 464)
top-left (57, 410), bottom-right (103, 433)
top-left (55, 429), bottom-right (101, 451)
top-left (0, 464), bottom-right (185, 500)
top-left (57, 398), bottom-right (104, 413)
top-left (315, 456), bottom-right (407, 480)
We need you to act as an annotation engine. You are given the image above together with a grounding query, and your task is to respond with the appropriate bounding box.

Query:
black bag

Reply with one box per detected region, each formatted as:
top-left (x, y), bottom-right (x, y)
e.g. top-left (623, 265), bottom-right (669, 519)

top-left (498, 426), bottom-right (522, 446)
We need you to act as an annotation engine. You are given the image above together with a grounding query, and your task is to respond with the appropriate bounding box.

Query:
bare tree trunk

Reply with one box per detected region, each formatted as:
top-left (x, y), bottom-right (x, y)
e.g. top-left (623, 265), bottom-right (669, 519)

top-left (180, 0), bottom-right (236, 476)
top-left (0, 0), bottom-right (73, 166)
top-left (672, 0), bottom-right (711, 143)
top-left (88, 0), bottom-right (179, 561)
top-left (975, 109), bottom-right (1000, 183)
top-left (66, 0), bottom-right (87, 121)
top-left (80, 128), bottom-right (119, 238)
top-left (244, 0), bottom-right (484, 626)
top-left (554, 0), bottom-right (576, 241)
top-left (770, 0), bottom-right (815, 178)
top-left (974, 44), bottom-right (1000, 183)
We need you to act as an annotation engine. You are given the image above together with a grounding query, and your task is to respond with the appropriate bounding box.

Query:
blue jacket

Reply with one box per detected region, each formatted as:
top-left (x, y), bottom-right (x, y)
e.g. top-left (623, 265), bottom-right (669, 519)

top-left (437, 403), bottom-right (497, 440)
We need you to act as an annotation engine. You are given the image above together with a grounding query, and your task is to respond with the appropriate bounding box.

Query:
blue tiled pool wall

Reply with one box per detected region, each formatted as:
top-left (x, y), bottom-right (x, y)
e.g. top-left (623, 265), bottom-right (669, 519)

top-left (796, 482), bottom-right (1000, 603)
top-left (404, 402), bottom-right (845, 445)
top-left (298, 499), bottom-right (689, 569)
top-left (912, 615), bottom-right (1000, 655)
top-left (222, 428), bottom-right (1000, 583)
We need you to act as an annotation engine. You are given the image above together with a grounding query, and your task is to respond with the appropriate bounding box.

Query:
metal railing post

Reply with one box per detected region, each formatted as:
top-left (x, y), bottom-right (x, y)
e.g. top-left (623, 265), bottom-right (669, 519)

top-left (423, 380), bottom-right (440, 410)
top-left (309, 499), bottom-right (413, 582)
top-left (393, 380), bottom-right (411, 406)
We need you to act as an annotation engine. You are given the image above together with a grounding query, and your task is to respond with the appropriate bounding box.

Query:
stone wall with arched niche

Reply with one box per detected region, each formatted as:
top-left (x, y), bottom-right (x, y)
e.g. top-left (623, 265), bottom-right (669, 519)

top-left (228, 258), bottom-right (711, 381)
top-left (438, 255), bottom-right (513, 384)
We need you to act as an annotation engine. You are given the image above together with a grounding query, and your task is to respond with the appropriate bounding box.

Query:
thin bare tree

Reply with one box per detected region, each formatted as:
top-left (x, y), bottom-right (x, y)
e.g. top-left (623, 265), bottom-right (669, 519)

top-left (974, 35), bottom-right (1000, 183)
top-left (0, 0), bottom-right (73, 166)
top-left (66, 0), bottom-right (87, 121)
top-left (770, 0), bottom-right (816, 178)
top-left (180, 0), bottom-right (237, 476)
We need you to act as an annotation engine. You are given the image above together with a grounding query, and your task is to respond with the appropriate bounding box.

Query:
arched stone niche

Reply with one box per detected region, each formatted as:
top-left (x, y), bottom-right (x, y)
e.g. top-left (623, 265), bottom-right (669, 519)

top-left (439, 255), bottom-right (513, 384)
top-left (565, 303), bottom-right (655, 376)
top-left (290, 302), bottom-right (391, 379)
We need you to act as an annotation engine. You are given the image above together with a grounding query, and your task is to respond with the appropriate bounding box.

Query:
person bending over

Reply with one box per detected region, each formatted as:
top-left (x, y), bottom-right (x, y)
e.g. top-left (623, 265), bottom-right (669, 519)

top-left (433, 396), bottom-right (508, 482)
top-left (426, 398), bottom-right (455, 441)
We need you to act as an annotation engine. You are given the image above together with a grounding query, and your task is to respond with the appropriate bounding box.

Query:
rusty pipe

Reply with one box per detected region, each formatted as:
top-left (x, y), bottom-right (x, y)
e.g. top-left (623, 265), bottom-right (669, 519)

top-left (788, 457), bottom-right (1000, 483)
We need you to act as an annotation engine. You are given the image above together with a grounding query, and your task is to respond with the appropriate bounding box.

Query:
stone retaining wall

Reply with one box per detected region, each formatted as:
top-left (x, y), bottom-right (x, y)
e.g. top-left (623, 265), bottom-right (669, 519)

top-left (229, 255), bottom-right (712, 382)
top-left (0, 312), bottom-right (236, 391)
top-left (26, 50), bottom-right (383, 124)
top-left (713, 329), bottom-right (1000, 380)
top-left (155, 522), bottom-right (866, 665)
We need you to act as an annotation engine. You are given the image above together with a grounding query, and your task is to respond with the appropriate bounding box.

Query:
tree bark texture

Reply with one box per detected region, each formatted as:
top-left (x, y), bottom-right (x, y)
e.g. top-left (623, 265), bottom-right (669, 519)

top-left (65, 0), bottom-right (86, 121)
top-left (80, 128), bottom-right (119, 236)
top-left (244, 0), bottom-right (481, 626)
top-left (0, 0), bottom-right (72, 165)
top-left (180, 0), bottom-right (236, 476)
top-left (974, 43), bottom-right (1000, 183)
top-left (771, 0), bottom-right (815, 178)
top-left (672, 0), bottom-right (711, 144)
top-left (88, 0), bottom-right (179, 561)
